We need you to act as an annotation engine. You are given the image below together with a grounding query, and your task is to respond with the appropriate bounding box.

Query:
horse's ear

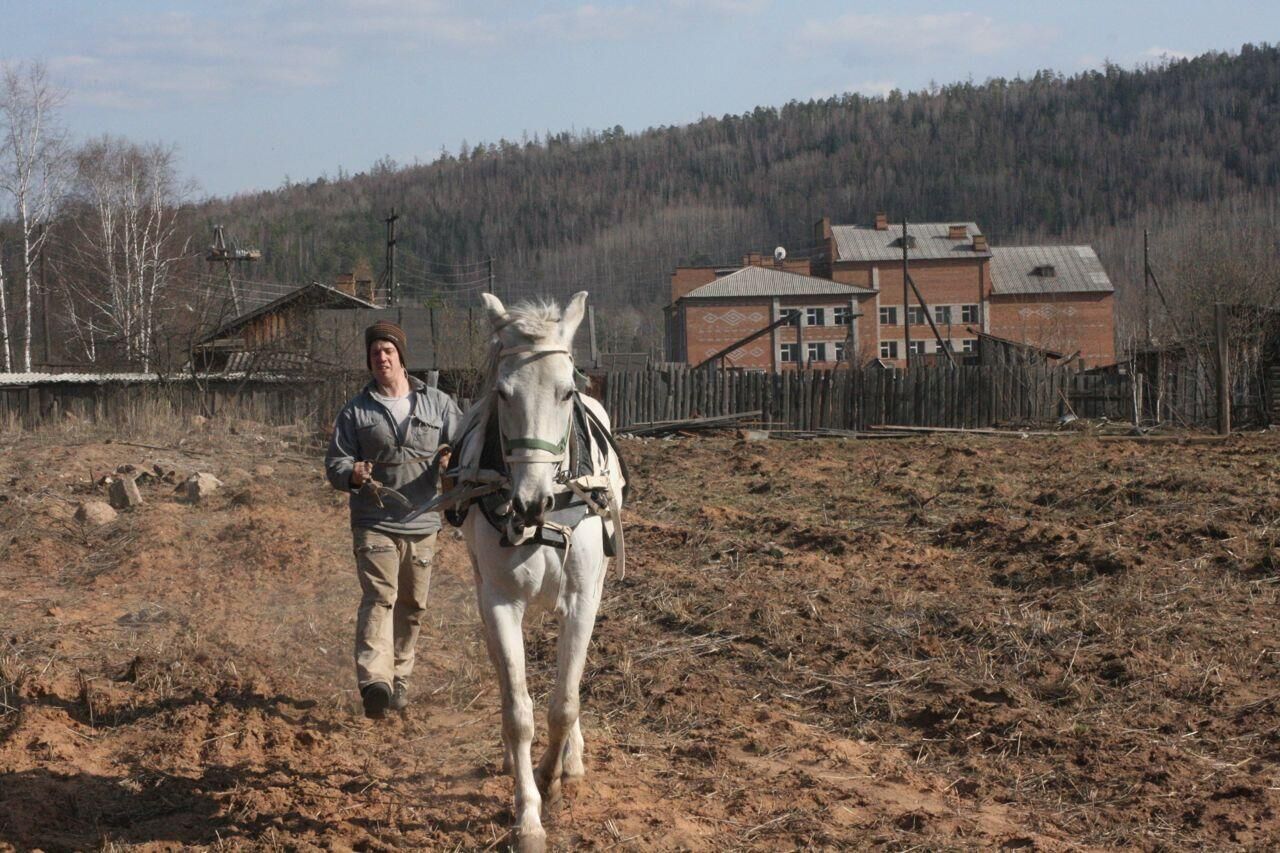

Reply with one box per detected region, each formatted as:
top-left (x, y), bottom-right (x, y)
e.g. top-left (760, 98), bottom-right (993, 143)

top-left (480, 292), bottom-right (508, 329)
top-left (560, 291), bottom-right (588, 342)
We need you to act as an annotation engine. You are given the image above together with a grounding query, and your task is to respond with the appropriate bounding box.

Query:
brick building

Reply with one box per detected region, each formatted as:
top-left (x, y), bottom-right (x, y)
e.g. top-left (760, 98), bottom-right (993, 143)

top-left (987, 245), bottom-right (1116, 366)
top-left (666, 215), bottom-right (1116, 369)
top-left (666, 260), bottom-right (875, 370)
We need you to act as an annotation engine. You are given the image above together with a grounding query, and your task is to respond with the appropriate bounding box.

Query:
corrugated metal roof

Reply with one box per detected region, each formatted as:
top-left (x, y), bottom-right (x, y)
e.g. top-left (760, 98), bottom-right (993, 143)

top-left (0, 372), bottom-right (160, 385)
top-left (200, 281), bottom-right (379, 344)
top-left (0, 371), bottom-right (299, 387)
top-left (832, 222), bottom-right (988, 262)
top-left (990, 245), bottom-right (1115, 295)
top-left (682, 266), bottom-right (873, 299)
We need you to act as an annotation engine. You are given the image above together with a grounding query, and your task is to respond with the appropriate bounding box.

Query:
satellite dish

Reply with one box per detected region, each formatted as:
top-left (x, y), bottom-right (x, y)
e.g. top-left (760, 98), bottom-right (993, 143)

top-left (774, 246), bottom-right (787, 263)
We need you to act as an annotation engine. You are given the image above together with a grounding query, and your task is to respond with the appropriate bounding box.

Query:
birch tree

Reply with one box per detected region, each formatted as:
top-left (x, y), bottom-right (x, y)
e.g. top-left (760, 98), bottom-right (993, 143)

top-left (0, 235), bottom-right (9, 370)
top-left (0, 61), bottom-right (68, 372)
top-left (64, 137), bottom-right (191, 371)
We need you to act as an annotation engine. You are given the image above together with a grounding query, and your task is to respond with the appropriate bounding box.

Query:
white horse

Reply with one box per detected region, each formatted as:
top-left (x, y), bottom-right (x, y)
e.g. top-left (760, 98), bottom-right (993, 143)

top-left (458, 291), bottom-right (625, 853)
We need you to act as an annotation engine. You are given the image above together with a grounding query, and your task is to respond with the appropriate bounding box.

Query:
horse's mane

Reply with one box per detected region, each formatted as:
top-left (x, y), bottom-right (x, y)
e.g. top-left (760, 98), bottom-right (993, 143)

top-left (479, 299), bottom-right (564, 392)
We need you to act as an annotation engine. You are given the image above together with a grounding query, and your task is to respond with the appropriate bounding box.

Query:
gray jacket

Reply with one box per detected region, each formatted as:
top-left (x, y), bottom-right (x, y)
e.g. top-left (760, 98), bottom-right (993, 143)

top-left (325, 376), bottom-right (464, 535)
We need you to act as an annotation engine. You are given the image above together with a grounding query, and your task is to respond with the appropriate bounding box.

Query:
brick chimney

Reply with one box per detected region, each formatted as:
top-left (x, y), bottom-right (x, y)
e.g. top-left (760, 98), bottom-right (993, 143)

top-left (972, 234), bottom-right (989, 252)
top-left (356, 274), bottom-right (375, 303)
top-left (948, 224), bottom-right (968, 240)
top-left (671, 267), bottom-right (718, 302)
top-left (335, 273), bottom-right (356, 295)
top-left (813, 216), bottom-right (832, 242)
top-left (874, 212), bottom-right (889, 231)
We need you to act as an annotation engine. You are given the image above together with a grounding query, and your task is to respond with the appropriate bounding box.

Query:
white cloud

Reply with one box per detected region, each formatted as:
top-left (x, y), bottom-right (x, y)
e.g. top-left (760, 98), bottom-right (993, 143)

top-left (1141, 46), bottom-right (1193, 62)
top-left (666, 0), bottom-right (770, 15)
top-left (529, 4), bottom-right (659, 42)
top-left (288, 0), bottom-right (497, 47)
top-left (47, 2), bottom-right (496, 110)
top-left (810, 79), bottom-right (898, 100)
top-left (1076, 45), bottom-right (1194, 73)
top-left (800, 12), bottom-right (1055, 59)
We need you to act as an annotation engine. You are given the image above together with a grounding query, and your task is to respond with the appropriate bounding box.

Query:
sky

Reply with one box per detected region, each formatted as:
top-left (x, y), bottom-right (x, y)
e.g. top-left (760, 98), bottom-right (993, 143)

top-left (2, 0), bottom-right (1276, 199)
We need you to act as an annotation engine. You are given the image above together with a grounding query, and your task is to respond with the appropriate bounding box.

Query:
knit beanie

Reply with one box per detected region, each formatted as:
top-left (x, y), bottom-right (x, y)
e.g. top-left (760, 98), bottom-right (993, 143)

top-left (365, 320), bottom-right (408, 370)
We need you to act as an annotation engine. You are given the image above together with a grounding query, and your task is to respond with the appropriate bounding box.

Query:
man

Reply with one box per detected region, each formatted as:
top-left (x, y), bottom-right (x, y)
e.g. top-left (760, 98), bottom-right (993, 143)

top-left (325, 320), bottom-right (462, 719)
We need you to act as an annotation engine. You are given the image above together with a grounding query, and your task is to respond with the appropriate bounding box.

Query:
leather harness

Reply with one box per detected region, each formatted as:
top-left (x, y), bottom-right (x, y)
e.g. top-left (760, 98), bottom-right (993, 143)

top-left (442, 344), bottom-right (629, 564)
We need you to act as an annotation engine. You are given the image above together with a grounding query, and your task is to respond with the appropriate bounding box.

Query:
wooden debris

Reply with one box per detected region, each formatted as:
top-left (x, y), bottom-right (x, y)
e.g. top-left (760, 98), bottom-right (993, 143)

top-left (619, 410), bottom-right (763, 437)
top-left (867, 424), bottom-right (1061, 437)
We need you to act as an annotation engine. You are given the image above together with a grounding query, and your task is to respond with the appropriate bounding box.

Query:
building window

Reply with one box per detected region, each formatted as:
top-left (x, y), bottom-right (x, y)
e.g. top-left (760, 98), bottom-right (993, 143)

top-left (906, 306), bottom-right (926, 325)
top-left (833, 341), bottom-right (846, 362)
top-left (879, 306), bottom-right (898, 325)
top-left (805, 307), bottom-right (825, 326)
top-left (933, 305), bottom-right (952, 324)
top-left (807, 342), bottom-right (826, 362)
top-left (833, 306), bottom-right (853, 326)
top-left (780, 343), bottom-right (799, 363)
top-left (909, 340), bottom-right (926, 355)
top-left (880, 340), bottom-right (899, 359)
top-left (961, 339), bottom-right (977, 353)
top-left (961, 304), bottom-right (979, 324)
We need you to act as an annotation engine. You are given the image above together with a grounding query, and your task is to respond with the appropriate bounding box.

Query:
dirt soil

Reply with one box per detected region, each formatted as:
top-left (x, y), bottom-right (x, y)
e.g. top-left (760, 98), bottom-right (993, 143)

top-left (1, 420), bottom-right (1278, 851)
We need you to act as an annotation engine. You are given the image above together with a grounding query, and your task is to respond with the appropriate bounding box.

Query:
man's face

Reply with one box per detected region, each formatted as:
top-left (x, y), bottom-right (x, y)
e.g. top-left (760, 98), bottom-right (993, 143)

top-left (370, 339), bottom-right (401, 382)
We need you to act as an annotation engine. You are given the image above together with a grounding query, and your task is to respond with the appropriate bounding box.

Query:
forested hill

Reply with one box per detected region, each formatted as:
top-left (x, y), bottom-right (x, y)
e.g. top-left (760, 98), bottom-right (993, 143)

top-left (200, 43), bottom-right (1280, 341)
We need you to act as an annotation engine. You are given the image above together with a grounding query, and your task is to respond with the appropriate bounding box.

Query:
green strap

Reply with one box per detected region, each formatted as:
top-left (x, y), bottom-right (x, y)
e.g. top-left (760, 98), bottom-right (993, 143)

top-left (505, 433), bottom-right (568, 454)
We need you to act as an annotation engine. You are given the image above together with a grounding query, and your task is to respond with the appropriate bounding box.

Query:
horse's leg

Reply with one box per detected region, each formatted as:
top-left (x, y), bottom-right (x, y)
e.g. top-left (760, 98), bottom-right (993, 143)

top-left (471, 560), bottom-right (514, 775)
top-left (536, 554), bottom-right (602, 802)
top-left (480, 594), bottom-right (544, 853)
top-left (562, 717), bottom-right (586, 779)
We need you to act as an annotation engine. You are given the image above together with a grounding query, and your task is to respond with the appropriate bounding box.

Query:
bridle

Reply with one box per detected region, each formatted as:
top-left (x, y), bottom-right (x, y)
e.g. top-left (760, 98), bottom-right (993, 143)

top-left (495, 344), bottom-right (574, 467)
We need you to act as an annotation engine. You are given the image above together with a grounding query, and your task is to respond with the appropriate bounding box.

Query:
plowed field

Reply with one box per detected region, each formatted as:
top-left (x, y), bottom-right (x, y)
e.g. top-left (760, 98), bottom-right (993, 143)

top-left (1, 421), bottom-right (1278, 850)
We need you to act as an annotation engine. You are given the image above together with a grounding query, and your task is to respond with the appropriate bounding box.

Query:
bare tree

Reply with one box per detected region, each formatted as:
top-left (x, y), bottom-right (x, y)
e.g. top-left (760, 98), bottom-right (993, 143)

top-left (0, 61), bottom-right (68, 372)
top-left (0, 234), bottom-right (9, 370)
top-left (62, 137), bottom-right (192, 371)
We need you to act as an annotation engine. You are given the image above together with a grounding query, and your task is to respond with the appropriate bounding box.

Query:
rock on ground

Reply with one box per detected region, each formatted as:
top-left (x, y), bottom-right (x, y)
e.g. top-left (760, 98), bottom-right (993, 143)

top-left (74, 501), bottom-right (117, 526)
top-left (182, 473), bottom-right (223, 503)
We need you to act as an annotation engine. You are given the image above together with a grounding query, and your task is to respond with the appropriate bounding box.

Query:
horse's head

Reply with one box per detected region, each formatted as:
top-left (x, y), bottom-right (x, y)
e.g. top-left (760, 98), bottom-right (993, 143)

top-left (481, 290), bottom-right (588, 543)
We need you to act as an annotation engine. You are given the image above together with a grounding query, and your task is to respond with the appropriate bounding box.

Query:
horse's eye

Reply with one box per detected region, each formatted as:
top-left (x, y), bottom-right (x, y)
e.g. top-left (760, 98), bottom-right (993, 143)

top-left (561, 388), bottom-right (574, 402)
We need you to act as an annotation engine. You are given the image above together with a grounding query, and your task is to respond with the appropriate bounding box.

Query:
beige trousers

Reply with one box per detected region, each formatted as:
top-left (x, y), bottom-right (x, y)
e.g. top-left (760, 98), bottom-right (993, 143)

top-left (352, 528), bottom-right (437, 689)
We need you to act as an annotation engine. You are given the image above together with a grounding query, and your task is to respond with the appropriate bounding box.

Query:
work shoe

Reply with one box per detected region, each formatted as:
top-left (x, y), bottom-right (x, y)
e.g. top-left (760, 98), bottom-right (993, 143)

top-left (390, 679), bottom-right (410, 712)
top-left (361, 681), bottom-right (392, 719)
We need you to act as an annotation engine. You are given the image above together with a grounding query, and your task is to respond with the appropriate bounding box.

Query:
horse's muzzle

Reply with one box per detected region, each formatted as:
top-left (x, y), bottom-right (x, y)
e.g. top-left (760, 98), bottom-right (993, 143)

top-left (511, 494), bottom-right (555, 528)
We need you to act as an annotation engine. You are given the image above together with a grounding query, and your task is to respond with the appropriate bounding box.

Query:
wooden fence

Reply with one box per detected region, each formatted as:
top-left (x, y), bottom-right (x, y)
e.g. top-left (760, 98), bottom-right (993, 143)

top-left (0, 376), bottom-right (350, 432)
top-left (600, 364), bottom-right (1221, 432)
top-left (0, 359), bottom-right (1246, 434)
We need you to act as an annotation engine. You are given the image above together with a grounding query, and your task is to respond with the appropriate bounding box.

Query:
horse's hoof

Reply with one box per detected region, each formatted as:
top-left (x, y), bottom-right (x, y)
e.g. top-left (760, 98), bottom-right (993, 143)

top-left (515, 828), bottom-right (547, 853)
top-left (538, 776), bottom-right (563, 806)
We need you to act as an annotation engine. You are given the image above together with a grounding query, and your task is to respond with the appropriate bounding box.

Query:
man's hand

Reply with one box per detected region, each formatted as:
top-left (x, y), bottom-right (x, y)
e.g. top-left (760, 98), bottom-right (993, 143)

top-left (350, 460), bottom-right (374, 489)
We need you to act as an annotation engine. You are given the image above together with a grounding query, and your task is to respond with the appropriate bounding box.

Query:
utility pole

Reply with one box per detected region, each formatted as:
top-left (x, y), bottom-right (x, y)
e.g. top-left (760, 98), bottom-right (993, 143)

top-left (384, 209), bottom-right (399, 307)
top-left (206, 225), bottom-right (260, 315)
top-left (1143, 229), bottom-right (1152, 347)
top-left (902, 218), bottom-right (912, 369)
top-left (487, 256), bottom-right (494, 295)
top-left (796, 308), bottom-right (806, 370)
top-left (1216, 302), bottom-right (1231, 435)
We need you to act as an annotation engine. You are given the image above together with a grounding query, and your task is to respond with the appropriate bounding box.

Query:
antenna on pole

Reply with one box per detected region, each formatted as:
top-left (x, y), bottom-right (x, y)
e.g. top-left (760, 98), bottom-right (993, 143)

top-left (206, 225), bottom-right (261, 315)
